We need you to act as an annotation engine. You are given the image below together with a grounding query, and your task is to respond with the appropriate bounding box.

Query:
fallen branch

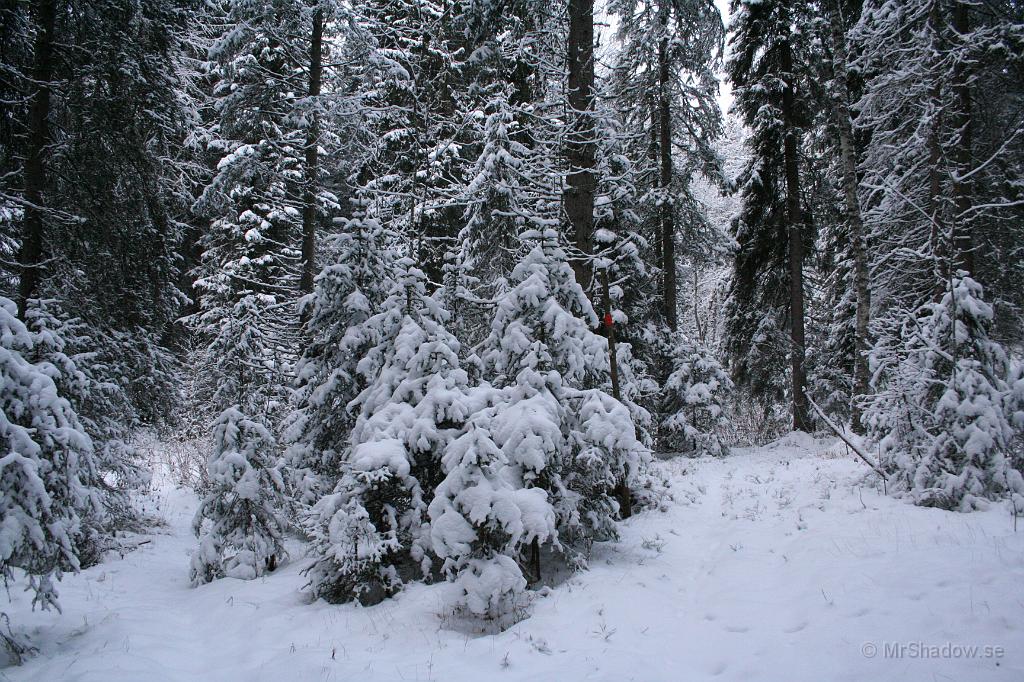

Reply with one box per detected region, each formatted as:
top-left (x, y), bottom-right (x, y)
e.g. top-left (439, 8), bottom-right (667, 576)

top-left (807, 396), bottom-right (888, 480)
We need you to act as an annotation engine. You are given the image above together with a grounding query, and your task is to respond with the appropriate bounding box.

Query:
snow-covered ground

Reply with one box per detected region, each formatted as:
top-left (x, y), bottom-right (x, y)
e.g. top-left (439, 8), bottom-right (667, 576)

top-left (4, 433), bottom-right (1023, 682)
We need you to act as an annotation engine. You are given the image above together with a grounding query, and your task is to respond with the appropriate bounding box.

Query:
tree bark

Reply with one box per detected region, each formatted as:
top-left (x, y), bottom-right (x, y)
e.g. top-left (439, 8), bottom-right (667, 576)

top-left (829, 7), bottom-right (870, 433)
top-left (779, 38), bottom-right (810, 432)
top-left (17, 0), bottom-right (58, 320)
top-left (658, 7), bottom-right (676, 331)
top-left (927, 2), bottom-right (947, 292)
top-left (565, 0), bottom-right (596, 293)
top-left (650, 101), bottom-right (662, 266)
top-left (300, 7), bottom-right (324, 298)
top-left (601, 269), bottom-right (631, 518)
top-left (950, 1), bottom-right (973, 276)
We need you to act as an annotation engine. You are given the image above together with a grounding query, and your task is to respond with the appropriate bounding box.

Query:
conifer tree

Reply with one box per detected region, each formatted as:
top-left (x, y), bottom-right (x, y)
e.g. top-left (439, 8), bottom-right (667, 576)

top-left (659, 338), bottom-right (733, 456)
top-left (346, 0), bottom-right (469, 285)
top-left (0, 297), bottom-right (100, 659)
top-left (852, 0), bottom-right (1024, 323)
top-left (725, 0), bottom-right (819, 430)
top-left (480, 229), bottom-right (645, 569)
top-left (189, 0), bottom-right (312, 418)
top-left (23, 301), bottom-right (148, 565)
top-left (284, 203), bottom-right (393, 504)
top-left (610, 0), bottom-right (725, 331)
top-left (429, 410), bottom-right (556, 619)
top-left (1, 0), bottom-right (194, 505)
top-left (305, 258), bottom-right (470, 603)
top-left (865, 275), bottom-right (1024, 510)
top-left (190, 407), bottom-right (287, 584)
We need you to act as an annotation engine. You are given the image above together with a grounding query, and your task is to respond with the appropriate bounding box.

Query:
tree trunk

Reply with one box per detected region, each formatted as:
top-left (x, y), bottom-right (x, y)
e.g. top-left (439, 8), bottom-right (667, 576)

top-left (950, 1), bottom-right (973, 276)
top-left (658, 8), bottom-right (676, 331)
top-left (650, 101), bottom-right (662, 266)
top-left (601, 269), bottom-right (631, 519)
top-left (17, 0), bottom-right (58, 320)
top-left (927, 2), bottom-right (947, 293)
top-left (565, 0), bottom-right (596, 293)
top-left (300, 7), bottom-right (324, 298)
top-left (829, 7), bottom-right (870, 433)
top-left (779, 38), bottom-right (810, 432)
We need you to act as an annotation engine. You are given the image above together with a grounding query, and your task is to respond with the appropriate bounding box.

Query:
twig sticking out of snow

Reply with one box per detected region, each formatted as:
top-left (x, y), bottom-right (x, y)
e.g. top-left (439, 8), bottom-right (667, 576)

top-left (806, 396), bottom-right (888, 481)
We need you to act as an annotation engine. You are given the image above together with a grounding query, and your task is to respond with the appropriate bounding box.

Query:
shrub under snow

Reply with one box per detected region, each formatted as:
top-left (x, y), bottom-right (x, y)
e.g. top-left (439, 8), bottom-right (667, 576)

top-left (865, 274), bottom-right (1024, 510)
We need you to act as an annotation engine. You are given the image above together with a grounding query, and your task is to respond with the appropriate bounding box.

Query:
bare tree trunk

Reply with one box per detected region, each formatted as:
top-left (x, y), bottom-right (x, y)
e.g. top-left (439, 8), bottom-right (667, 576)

top-left (530, 537), bottom-right (541, 583)
top-left (649, 101), bottom-right (662, 266)
top-left (300, 7), bottom-right (324, 298)
top-left (780, 38), bottom-right (810, 432)
top-left (17, 0), bottom-right (58, 320)
top-left (927, 2), bottom-right (947, 293)
top-left (829, 7), bottom-right (870, 433)
top-left (565, 0), bottom-right (596, 293)
top-left (658, 7), bottom-right (676, 331)
top-left (601, 269), bottom-right (631, 518)
top-left (951, 1), bottom-right (973, 275)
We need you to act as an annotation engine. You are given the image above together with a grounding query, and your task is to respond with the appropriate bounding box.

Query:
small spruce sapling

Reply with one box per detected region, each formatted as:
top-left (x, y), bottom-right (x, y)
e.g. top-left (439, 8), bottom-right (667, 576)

top-left (191, 407), bottom-right (287, 584)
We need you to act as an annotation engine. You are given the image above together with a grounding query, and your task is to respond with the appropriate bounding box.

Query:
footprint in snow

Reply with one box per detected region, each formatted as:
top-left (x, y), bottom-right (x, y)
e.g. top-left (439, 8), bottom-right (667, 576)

top-left (709, 661), bottom-right (728, 676)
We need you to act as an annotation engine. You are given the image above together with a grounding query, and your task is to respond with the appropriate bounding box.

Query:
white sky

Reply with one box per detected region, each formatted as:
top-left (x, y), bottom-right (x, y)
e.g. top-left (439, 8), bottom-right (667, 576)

top-left (715, 0), bottom-right (734, 116)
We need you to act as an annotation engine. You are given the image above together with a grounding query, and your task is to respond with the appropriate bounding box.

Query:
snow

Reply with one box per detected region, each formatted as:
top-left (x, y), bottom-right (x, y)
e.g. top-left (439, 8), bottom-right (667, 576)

top-left (5, 435), bottom-right (1024, 681)
top-left (349, 439), bottom-right (411, 478)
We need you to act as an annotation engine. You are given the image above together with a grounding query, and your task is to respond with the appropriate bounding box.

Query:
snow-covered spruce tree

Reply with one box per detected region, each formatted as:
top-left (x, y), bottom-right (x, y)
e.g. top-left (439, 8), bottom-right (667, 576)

top-left (0, 2), bottom-right (190, 582)
top-left (189, 0), bottom-right (326, 418)
top-left (851, 0), bottom-right (1024, 319)
top-left (305, 258), bottom-right (470, 604)
top-left (187, 1), bottom-right (318, 565)
top-left (569, 387), bottom-right (648, 541)
top-left (284, 203), bottom-right (393, 505)
top-left (190, 407), bottom-right (287, 584)
top-left (864, 274), bottom-right (1024, 510)
top-left (659, 337), bottom-right (733, 456)
top-left (590, 100), bottom-right (660, 449)
top-left (304, 440), bottom-right (416, 604)
top-left (725, 0), bottom-right (821, 431)
top-left (449, 88), bottom-right (537, 338)
top-left (809, 229), bottom-right (858, 422)
top-left (344, 0), bottom-right (470, 286)
top-left (428, 409), bottom-right (556, 619)
top-left (1, 0), bottom-right (194, 389)
top-left (800, 0), bottom-right (873, 432)
top-left (0, 298), bottom-right (100, 659)
top-left (606, 0), bottom-right (729, 451)
top-left (608, 0), bottom-right (725, 334)
top-left (480, 229), bottom-right (645, 571)
top-left (23, 301), bottom-right (148, 566)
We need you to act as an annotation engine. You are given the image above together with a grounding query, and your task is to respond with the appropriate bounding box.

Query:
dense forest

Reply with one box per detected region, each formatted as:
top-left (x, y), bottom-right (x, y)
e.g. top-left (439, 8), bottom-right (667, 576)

top-left (1, 0), bottom-right (1023, 665)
